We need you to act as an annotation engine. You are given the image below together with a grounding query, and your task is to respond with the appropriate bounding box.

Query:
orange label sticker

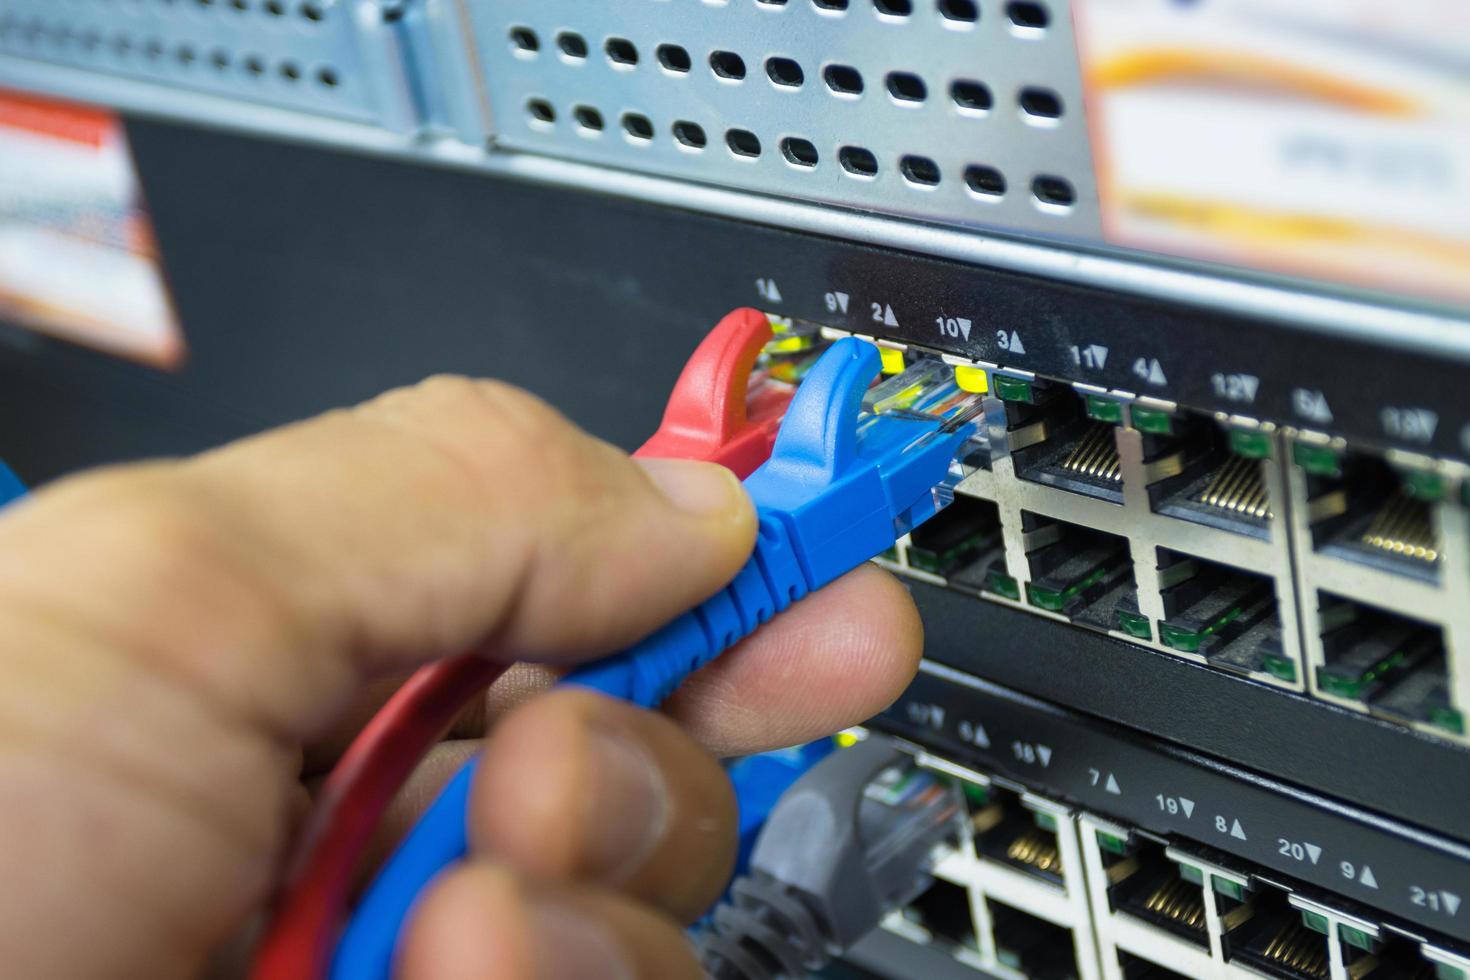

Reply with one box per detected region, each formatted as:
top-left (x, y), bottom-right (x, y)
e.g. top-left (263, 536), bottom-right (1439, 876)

top-left (0, 88), bottom-right (184, 368)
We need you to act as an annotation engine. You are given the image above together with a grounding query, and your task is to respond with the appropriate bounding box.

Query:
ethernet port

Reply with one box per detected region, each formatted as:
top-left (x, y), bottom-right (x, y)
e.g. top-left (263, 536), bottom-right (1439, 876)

top-left (1357, 930), bottom-right (1436, 978)
top-left (1316, 595), bottom-right (1455, 730)
top-left (1157, 550), bottom-right (1282, 675)
top-left (899, 878), bottom-right (979, 955)
top-left (1151, 417), bottom-right (1272, 539)
top-left (1222, 885), bottom-right (1330, 979)
top-left (998, 377), bottom-right (1123, 505)
top-left (987, 899), bottom-right (1079, 979)
top-left (1101, 835), bottom-right (1207, 949)
top-left (1023, 515), bottom-right (1136, 632)
top-left (969, 784), bottom-right (1063, 886)
top-left (908, 495), bottom-right (1003, 582)
top-left (1118, 951), bottom-right (1191, 979)
top-left (1301, 447), bottom-right (1439, 583)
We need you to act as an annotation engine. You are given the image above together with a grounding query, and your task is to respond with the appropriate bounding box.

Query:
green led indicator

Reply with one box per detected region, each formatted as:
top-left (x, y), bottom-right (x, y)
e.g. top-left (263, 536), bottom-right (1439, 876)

top-left (1301, 910), bottom-right (1330, 935)
top-left (1338, 924), bottom-right (1375, 952)
top-left (1318, 650), bottom-right (1407, 701)
top-left (1403, 468), bottom-right (1448, 502)
top-left (1033, 811), bottom-right (1058, 832)
top-left (1213, 877), bottom-right (1245, 901)
top-left (987, 571), bottom-right (1022, 601)
top-left (961, 782), bottom-right (990, 808)
top-left (1229, 428), bottom-right (1272, 460)
top-left (1294, 442), bottom-right (1342, 478)
top-left (1117, 609), bottom-right (1153, 640)
top-left (1177, 864), bottom-right (1204, 885)
top-left (1431, 705), bottom-right (1465, 735)
top-left (1262, 653), bottom-right (1298, 683)
top-left (993, 375), bottom-right (1035, 404)
top-left (1161, 605), bottom-right (1244, 654)
top-left (1086, 395), bottom-right (1125, 424)
top-left (1096, 831), bottom-right (1129, 855)
top-left (1028, 566), bottom-right (1109, 614)
top-left (997, 948), bottom-right (1022, 970)
top-left (1436, 964), bottom-right (1467, 980)
top-left (1131, 406), bottom-right (1175, 435)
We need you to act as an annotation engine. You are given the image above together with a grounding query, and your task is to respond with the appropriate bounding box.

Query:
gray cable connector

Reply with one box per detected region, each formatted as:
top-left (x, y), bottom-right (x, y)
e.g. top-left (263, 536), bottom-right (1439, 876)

top-left (697, 738), bottom-right (965, 980)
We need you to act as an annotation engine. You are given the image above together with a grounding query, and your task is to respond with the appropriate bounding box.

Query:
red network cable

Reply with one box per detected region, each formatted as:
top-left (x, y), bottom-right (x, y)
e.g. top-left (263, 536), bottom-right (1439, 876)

top-left (251, 308), bottom-right (784, 980)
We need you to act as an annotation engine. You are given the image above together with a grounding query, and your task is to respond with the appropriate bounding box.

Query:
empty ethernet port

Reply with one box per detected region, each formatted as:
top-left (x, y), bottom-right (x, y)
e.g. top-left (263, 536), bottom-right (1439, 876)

top-left (907, 494), bottom-right (1003, 584)
top-left (1315, 594), bottom-right (1459, 732)
top-left (986, 898), bottom-right (1079, 979)
top-left (1297, 445), bottom-right (1440, 584)
top-left (898, 878), bottom-right (979, 955)
top-left (1099, 834), bottom-right (1207, 949)
top-left (1022, 515), bottom-right (1136, 632)
top-left (1355, 929), bottom-right (1438, 978)
top-left (999, 376), bottom-right (1123, 505)
top-left (1221, 884), bottom-right (1331, 979)
top-left (1117, 951), bottom-right (1191, 979)
top-left (1151, 415), bottom-right (1273, 539)
top-left (1157, 550), bottom-right (1284, 677)
top-left (969, 784), bottom-right (1063, 886)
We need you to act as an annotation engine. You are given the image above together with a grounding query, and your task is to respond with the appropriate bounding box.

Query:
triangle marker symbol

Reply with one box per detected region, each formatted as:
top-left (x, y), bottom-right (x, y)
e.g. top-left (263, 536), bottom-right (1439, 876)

top-left (1442, 891), bottom-right (1460, 915)
top-left (1359, 865), bottom-right (1378, 889)
top-left (1305, 843), bottom-right (1321, 864)
top-left (1230, 819), bottom-right (1247, 840)
top-left (1008, 331), bottom-right (1027, 355)
top-left (883, 305), bottom-right (899, 327)
top-left (1036, 745), bottom-right (1052, 767)
top-left (1105, 773), bottom-right (1121, 795)
top-left (1179, 798), bottom-right (1195, 819)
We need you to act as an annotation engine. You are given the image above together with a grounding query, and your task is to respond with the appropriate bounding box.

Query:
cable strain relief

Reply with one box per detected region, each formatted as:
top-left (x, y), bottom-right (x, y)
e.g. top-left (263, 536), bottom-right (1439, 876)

top-left (695, 874), bottom-right (829, 980)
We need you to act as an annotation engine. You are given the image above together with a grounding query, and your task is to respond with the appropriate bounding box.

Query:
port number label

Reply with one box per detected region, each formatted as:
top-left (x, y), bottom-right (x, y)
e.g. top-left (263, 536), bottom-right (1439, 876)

top-left (872, 303), bottom-right (900, 327)
top-left (1133, 357), bottom-right (1168, 387)
top-left (1069, 344), bottom-right (1109, 371)
top-left (1013, 741), bottom-right (1052, 766)
top-left (997, 330), bottom-right (1026, 354)
top-left (1211, 372), bottom-right (1260, 404)
top-left (824, 291), bottom-right (850, 314)
top-left (755, 278), bottom-right (783, 304)
top-left (936, 317), bottom-right (973, 341)
top-left (1156, 794), bottom-right (1195, 819)
top-left (1381, 406), bottom-right (1439, 444)
top-left (1216, 815), bottom-right (1249, 840)
top-left (1277, 838), bottom-right (1323, 865)
top-left (1341, 862), bottom-right (1379, 889)
top-left (1410, 886), bottom-right (1461, 916)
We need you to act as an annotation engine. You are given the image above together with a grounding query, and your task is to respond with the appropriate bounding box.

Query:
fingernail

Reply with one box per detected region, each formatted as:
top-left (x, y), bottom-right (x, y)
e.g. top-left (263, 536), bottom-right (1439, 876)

top-left (637, 458), bottom-right (744, 517)
top-left (585, 727), bottom-right (671, 883)
top-left (531, 898), bottom-right (636, 980)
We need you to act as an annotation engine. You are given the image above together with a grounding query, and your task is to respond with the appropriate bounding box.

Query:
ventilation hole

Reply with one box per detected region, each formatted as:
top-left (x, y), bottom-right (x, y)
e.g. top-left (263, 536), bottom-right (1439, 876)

top-left (210, 48), bottom-right (230, 69)
top-left (1033, 175), bottom-right (1076, 208)
top-left (176, 44), bottom-right (196, 65)
top-left (823, 64), bottom-right (864, 95)
top-left (839, 145), bottom-right (879, 177)
top-left (951, 79), bottom-right (993, 112)
top-left (781, 137), bottom-right (819, 167)
top-left (766, 57), bottom-right (804, 87)
top-left (144, 38), bottom-right (165, 60)
top-left (710, 50), bottom-right (746, 80)
top-left (1007, 1), bottom-right (1050, 28)
top-left (605, 37), bottom-right (638, 66)
top-left (280, 60), bottom-right (301, 81)
top-left (656, 43), bottom-right (691, 73)
top-left (231, 0), bottom-right (248, 11)
top-left (556, 32), bottom-right (588, 59)
top-left (526, 98), bottom-right (555, 124)
top-left (264, 0), bottom-right (286, 14)
top-left (964, 165), bottom-right (1006, 197)
top-left (813, 0), bottom-right (850, 9)
top-left (673, 120), bottom-right (708, 149)
top-left (757, 0), bottom-right (789, 5)
top-left (299, 1), bottom-right (325, 21)
top-left (573, 105), bottom-right (604, 132)
top-left (316, 66), bottom-right (339, 87)
top-left (874, 0), bottom-right (913, 14)
top-left (508, 26), bottom-right (539, 54)
top-left (244, 55), bottom-right (266, 76)
top-left (622, 112), bottom-right (655, 141)
top-left (939, 0), bottom-right (980, 21)
top-left (727, 128), bottom-right (762, 158)
top-left (900, 155), bottom-right (941, 186)
top-left (886, 72), bottom-right (926, 103)
top-left (1019, 86), bottom-right (1063, 119)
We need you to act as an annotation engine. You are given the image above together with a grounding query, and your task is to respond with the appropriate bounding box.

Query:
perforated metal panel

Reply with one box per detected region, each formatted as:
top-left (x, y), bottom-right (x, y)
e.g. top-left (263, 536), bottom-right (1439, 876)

top-left (462, 0), bottom-right (1102, 237)
top-left (0, 0), bottom-right (409, 126)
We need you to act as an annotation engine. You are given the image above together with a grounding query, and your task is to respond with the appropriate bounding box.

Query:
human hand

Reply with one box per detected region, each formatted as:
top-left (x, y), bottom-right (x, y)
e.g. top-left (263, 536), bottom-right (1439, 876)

top-left (0, 377), bottom-right (922, 978)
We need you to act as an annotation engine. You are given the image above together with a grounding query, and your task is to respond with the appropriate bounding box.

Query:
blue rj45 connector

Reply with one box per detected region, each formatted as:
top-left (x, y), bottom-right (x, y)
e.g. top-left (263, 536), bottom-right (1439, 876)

top-left (0, 460), bottom-right (26, 507)
top-left (330, 339), bottom-right (979, 980)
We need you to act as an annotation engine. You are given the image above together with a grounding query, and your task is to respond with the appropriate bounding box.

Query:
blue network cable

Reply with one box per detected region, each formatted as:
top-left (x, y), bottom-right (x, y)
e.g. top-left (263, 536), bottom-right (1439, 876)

top-left (330, 338), bottom-right (981, 979)
top-left (0, 459), bottom-right (25, 507)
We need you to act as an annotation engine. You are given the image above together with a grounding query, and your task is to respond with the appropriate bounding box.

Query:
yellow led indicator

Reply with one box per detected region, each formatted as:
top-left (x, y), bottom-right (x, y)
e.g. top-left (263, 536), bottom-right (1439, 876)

top-left (834, 732), bottom-right (861, 748)
top-left (954, 365), bottom-right (989, 394)
top-left (879, 347), bottom-right (906, 374)
top-left (766, 335), bottom-right (811, 354)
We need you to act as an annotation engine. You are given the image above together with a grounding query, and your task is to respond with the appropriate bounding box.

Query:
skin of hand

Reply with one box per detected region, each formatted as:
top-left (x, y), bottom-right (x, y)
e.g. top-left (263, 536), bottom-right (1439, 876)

top-left (0, 376), bottom-right (924, 979)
